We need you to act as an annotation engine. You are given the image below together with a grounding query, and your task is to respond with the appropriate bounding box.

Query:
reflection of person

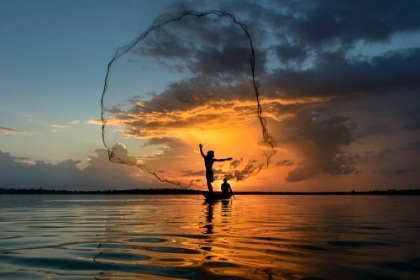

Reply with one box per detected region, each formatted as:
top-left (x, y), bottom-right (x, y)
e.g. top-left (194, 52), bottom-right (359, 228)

top-left (221, 178), bottom-right (232, 197)
top-left (204, 201), bottom-right (214, 234)
top-left (199, 144), bottom-right (232, 193)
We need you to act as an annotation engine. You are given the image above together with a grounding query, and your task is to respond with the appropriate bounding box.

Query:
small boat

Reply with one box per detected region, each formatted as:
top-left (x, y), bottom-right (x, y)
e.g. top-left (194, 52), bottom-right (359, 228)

top-left (202, 192), bottom-right (232, 200)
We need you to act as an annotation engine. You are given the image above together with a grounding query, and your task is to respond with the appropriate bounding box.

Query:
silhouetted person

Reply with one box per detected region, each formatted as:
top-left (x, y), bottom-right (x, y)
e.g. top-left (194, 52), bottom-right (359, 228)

top-left (221, 178), bottom-right (232, 197)
top-left (199, 143), bottom-right (232, 193)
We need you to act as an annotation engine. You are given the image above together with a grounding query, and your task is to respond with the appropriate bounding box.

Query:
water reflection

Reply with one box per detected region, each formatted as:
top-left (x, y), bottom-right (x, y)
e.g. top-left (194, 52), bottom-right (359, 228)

top-left (202, 199), bottom-right (233, 235)
top-left (221, 199), bottom-right (232, 213)
top-left (1, 195), bottom-right (419, 279)
top-left (203, 201), bottom-right (214, 234)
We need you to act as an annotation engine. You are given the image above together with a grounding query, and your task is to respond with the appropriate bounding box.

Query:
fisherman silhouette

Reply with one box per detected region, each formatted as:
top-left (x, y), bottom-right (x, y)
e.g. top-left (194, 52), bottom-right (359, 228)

top-left (199, 144), bottom-right (232, 193)
top-left (221, 178), bottom-right (232, 197)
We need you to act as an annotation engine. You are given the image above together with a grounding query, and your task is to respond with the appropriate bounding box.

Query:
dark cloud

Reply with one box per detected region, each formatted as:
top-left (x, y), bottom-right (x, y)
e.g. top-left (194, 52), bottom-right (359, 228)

top-left (320, 116), bottom-right (351, 126)
top-left (189, 45), bottom-right (257, 78)
top-left (101, 0), bottom-right (420, 188)
top-left (377, 168), bottom-right (412, 177)
top-left (275, 43), bottom-right (308, 66)
top-left (127, 75), bottom-right (236, 114)
top-left (276, 159), bottom-right (294, 167)
top-left (134, 13), bottom-right (267, 78)
top-left (230, 159), bottom-right (262, 181)
top-left (401, 141), bottom-right (420, 152)
top-left (229, 158), bottom-right (242, 169)
top-left (13, 156), bottom-right (31, 160)
top-left (140, 137), bottom-right (185, 148)
top-left (272, 0), bottom-right (420, 48)
top-left (266, 48), bottom-right (420, 98)
top-left (138, 137), bottom-right (191, 161)
top-left (109, 73), bottom-right (259, 138)
top-left (280, 113), bottom-right (358, 182)
top-left (400, 106), bottom-right (420, 130)
top-left (131, 0), bottom-right (420, 106)
top-left (135, 28), bottom-right (192, 60)
top-left (358, 123), bottom-right (394, 138)
top-left (108, 1), bottom-right (420, 139)
top-left (357, 149), bottom-right (396, 166)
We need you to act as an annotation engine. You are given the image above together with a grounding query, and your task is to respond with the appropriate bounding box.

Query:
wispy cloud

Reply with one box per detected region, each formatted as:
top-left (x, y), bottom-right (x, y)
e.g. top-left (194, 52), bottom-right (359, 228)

top-left (14, 158), bottom-right (36, 166)
top-left (0, 126), bottom-right (34, 135)
top-left (49, 124), bottom-right (66, 133)
top-left (50, 125), bottom-right (66, 128)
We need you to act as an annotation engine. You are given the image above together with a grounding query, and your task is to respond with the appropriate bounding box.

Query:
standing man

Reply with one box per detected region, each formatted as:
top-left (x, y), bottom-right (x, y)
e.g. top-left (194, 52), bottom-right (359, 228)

top-left (199, 143), bottom-right (232, 193)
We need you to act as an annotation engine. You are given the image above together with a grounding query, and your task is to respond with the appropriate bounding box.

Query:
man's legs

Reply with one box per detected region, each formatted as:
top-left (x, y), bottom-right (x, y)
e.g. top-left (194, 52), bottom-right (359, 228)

top-left (207, 180), bottom-right (213, 193)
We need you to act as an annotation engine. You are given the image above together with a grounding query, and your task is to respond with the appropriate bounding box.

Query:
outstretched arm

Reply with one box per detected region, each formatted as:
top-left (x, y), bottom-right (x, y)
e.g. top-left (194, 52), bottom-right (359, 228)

top-left (215, 157), bottom-right (233, 162)
top-left (199, 143), bottom-right (205, 158)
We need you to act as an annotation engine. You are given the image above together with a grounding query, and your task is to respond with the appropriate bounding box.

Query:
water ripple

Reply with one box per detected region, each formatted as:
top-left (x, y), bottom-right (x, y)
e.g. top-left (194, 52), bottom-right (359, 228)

top-left (0, 194), bottom-right (419, 279)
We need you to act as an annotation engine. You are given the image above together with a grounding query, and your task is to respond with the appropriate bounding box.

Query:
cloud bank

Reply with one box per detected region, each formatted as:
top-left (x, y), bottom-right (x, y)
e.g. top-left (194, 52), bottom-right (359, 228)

top-left (0, 150), bottom-right (163, 191)
top-left (98, 0), bottom-right (419, 187)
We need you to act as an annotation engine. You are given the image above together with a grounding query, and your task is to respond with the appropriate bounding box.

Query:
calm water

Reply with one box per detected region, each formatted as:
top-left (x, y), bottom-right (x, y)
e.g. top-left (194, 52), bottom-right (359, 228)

top-left (0, 195), bottom-right (419, 280)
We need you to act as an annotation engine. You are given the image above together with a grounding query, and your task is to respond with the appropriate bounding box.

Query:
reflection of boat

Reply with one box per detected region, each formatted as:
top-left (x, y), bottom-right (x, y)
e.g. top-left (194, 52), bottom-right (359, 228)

top-left (202, 192), bottom-right (232, 200)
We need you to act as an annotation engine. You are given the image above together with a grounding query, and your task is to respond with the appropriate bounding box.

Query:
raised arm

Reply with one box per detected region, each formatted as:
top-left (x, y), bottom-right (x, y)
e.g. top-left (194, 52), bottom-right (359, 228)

top-left (199, 143), bottom-right (205, 158)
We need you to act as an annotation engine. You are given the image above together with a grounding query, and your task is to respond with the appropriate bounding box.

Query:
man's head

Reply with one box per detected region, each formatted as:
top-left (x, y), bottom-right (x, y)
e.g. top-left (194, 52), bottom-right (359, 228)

top-left (207, 150), bottom-right (214, 158)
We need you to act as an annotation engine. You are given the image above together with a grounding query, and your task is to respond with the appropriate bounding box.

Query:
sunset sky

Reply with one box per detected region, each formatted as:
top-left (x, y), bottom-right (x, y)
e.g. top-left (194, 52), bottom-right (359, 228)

top-left (1, 0), bottom-right (420, 192)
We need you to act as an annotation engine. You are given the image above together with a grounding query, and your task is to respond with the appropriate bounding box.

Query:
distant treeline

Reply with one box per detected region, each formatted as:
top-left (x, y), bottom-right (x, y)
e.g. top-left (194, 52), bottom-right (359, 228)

top-left (0, 188), bottom-right (202, 195)
top-left (0, 188), bottom-right (420, 195)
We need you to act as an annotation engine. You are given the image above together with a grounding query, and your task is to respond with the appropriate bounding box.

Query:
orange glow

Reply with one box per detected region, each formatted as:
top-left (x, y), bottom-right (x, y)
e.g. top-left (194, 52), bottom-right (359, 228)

top-left (94, 96), bottom-right (285, 190)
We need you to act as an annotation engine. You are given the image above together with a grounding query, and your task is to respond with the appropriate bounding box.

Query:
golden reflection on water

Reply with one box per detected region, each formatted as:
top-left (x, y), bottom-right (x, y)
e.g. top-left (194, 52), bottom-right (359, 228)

top-left (97, 197), bottom-right (316, 279)
top-left (94, 196), bottom-right (318, 279)
top-left (1, 195), bottom-right (420, 279)
top-left (94, 195), bottom-right (420, 280)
